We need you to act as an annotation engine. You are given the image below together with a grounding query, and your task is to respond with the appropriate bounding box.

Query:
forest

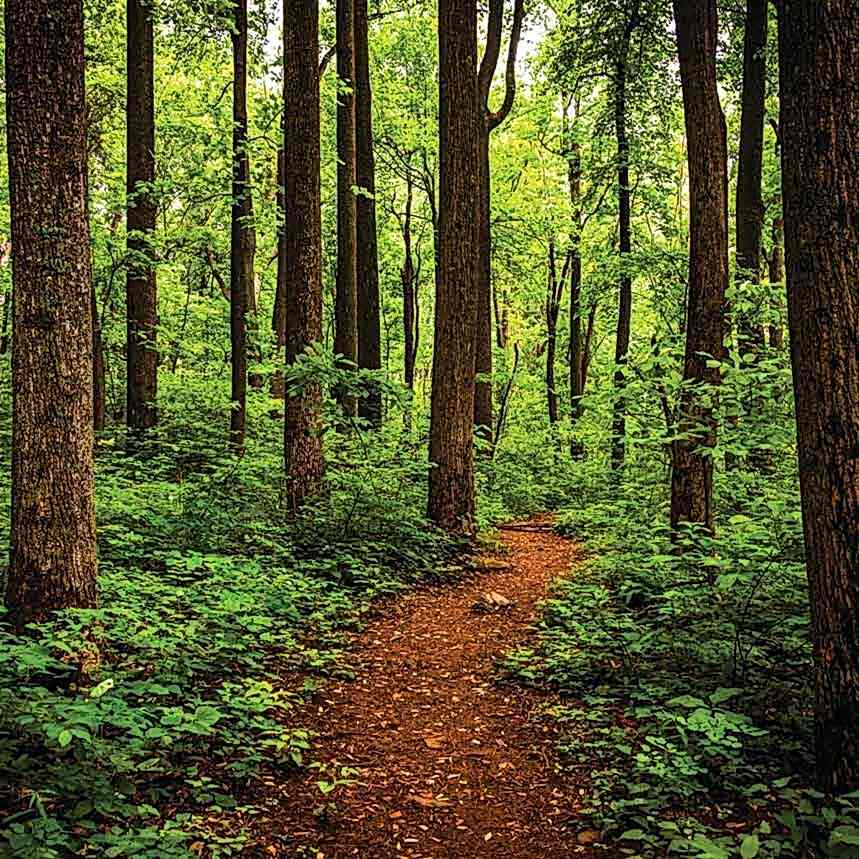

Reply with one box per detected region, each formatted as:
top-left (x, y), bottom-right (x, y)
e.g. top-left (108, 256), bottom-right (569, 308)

top-left (0, 0), bottom-right (857, 856)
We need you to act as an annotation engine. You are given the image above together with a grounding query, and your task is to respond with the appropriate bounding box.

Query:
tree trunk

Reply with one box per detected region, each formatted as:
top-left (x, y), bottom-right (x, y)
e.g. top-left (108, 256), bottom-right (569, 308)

top-left (670, 0), bottom-right (729, 538)
top-left (778, 0), bottom-right (859, 792)
top-left (126, 0), bottom-right (158, 432)
top-left (474, 125), bottom-right (493, 440)
top-left (611, 51), bottom-right (632, 472)
top-left (92, 283), bottom-right (106, 432)
top-left (271, 145), bottom-right (287, 399)
top-left (4, 0), bottom-right (98, 630)
top-left (355, 0), bottom-right (382, 427)
top-left (566, 102), bottom-right (585, 458)
top-left (230, 0), bottom-right (254, 453)
top-left (735, 0), bottom-right (767, 326)
top-left (402, 173), bottom-right (417, 391)
top-left (334, 0), bottom-right (358, 418)
top-left (545, 242), bottom-right (565, 426)
top-left (283, 0), bottom-right (325, 511)
top-left (768, 215), bottom-right (785, 349)
top-left (733, 0), bottom-right (768, 470)
top-left (428, 0), bottom-right (480, 537)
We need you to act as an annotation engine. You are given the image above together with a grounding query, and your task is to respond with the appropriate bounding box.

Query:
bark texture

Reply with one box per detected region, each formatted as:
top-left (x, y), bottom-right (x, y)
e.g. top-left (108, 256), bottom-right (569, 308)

top-left (428, 0), bottom-right (480, 536)
top-left (92, 283), bottom-right (106, 432)
top-left (230, 0), bottom-right (255, 452)
top-left (271, 146), bottom-right (287, 400)
top-left (334, 0), bottom-right (358, 418)
top-left (735, 0), bottom-right (767, 300)
top-left (355, 0), bottom-right (382, 426)
top-left (5, 0), bottom-right (98, 630)
top-left (566, 105), bottom-right (585, 458)
top-left (126, 0), bottom-right (158, 431)
top-left (670, 0), bottom-right (729, 537)
top-left (778, 0), bottom-right (859, 792)
top-left (283, 0), bottom-right (325, 511)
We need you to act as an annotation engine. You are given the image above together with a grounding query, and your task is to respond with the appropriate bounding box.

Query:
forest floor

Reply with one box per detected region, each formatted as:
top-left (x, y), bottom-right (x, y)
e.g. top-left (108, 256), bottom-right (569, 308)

top-left (246, 517), bottom-right (605, 858)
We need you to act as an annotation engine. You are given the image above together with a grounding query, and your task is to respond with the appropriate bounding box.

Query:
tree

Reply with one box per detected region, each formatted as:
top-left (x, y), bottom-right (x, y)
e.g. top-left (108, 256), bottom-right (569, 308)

top-left (334, 0), bottom-right (359, 418)
top-left (474, 0), bottom-right (525, 444)
top-left (778, 0), bottom-right (859, 792)
top-left (546, 239), bottom-right (570, 426)
top-left (127, 0), bottom-right (158, 432)
top-left (4, 0), bottom-right (98, 630)
top-left (428, 0), bottom-right (480, 536)
top-left (610, 0), bottom-right (640, 472)
top-left (734, 0), bottom-right (767, 313)
top-left (355, 0), bottom-right (382, 427)
top-left (229, 0), bottom-right (256, 452)
top-left (283, 0), bottom-right (325, 511)
top-left (669, 0), bottom-right (728, 537)
top-left (565, 98), bottom-right (586, 457)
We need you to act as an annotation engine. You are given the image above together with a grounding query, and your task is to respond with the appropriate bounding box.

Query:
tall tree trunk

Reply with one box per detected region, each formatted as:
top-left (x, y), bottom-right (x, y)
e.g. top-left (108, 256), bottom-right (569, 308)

top-left (545, 241), bottom-right (567, 427)
top-left (126, 0), bottom-right (158, 432)
top-left (768, 215), bottom-right (785, 349)
top-left (611, 47), bottom-right (633, 472)
top-left (778, 0), bottom-right (859, 792)
top-left (92, 283), bottom-right (106, 432)
top-left (733, 0), bottom-right (768, 469)
top-left (402, 172), bottom-right (417, 391)
top-left (4, 0), bottom-right (98, 630)
top-left (428, 0), bottom-right (480, 536)
top-left (566, 102), bottom-right (585, 458)
top-left (355, 0), bottom-right (382, 427)
top-left (474, 126), bottom-right (493, 439)
top-left (283, 0), bottom-right (325, 511)
top-left (734, 0), bottom-right (767, 323)
top-left (670, 0), bottom-right (729, 538)
top-left (271, 145), bottom-right (287, 399)
top-left (334, 0), bottom-right (358, 418)
top-left (230, 0), bottom-right (254, 453)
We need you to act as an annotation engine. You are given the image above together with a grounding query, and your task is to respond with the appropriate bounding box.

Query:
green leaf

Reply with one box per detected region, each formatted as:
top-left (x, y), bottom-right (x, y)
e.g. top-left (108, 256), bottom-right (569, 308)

top-left (740, 834), bottom-right (760, 858)
top-left (58, 729), bottom-right (73, 748)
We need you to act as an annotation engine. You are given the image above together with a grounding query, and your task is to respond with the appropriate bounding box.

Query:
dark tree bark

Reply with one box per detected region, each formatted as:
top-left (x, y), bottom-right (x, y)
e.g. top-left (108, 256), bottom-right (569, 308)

top-left (355, 0), bottom-right (382, 426)
top-left (401, 172), bottom-right (418, 391)
top-left (778, 0), bottom-right (859, 792)
top-left (670, 0), bottom-right (729, 538)
top-left (474, 0), bottom-right (525, 444)
top-left (611, 11), bottom-right (636, 473)
top-left (126, 0), bottom-right (158, 432)
top-left (271, 145), bottom-right (287, 399)
top-left (565, 100), bottom-right (585, 458)
top-left (768, 215), bottom-right (785, 349)
top-left (735, 0), bottom-right (767, 313)
top-left (334, 0), bottom-right (358, 418)
top-left (283, 0), bottom-right (325, 511)
top-left (428, 0), bottom-right (480, 536)
top-left (546, 241), bottom-right (569, 426)
top-left (92, 283), bottom-right (106, 432)
top-left (4, 0), bottom-right (98, 630)
top-left (230, 0), bottom-right (255, 452)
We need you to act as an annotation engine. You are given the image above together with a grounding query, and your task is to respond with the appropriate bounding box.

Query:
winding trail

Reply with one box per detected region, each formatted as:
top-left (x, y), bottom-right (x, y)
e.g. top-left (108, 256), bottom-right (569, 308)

top-left (256, 517), bottom-right (594, 857)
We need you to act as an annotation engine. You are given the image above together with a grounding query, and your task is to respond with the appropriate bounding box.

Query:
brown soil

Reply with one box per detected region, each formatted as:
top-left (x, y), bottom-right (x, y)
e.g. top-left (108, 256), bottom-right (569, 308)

top-left (252, 517), bottom-right (597, 858)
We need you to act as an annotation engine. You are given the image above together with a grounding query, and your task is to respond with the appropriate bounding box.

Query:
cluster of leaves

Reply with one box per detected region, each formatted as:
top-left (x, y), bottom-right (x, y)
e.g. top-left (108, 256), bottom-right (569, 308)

top-left (0, 369), bottom-right (458, 857)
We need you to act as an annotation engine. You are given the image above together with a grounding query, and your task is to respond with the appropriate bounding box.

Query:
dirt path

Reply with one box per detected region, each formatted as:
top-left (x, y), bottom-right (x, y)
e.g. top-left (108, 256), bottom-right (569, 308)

top-left (256, 518), bottom-right (593, 858)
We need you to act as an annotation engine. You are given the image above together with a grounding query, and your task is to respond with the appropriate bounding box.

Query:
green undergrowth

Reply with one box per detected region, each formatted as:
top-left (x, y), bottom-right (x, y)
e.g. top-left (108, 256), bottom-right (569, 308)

top-left (0, 379), bottom-right (462, 858)
top-left (505, 463), bottom-right (859, 859)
